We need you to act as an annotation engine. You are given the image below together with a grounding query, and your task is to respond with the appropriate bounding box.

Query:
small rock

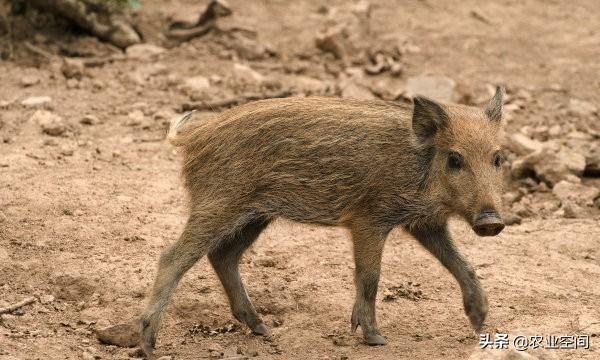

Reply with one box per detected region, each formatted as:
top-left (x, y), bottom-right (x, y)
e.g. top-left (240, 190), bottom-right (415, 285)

top-left (21, 96), bottom-right (52, 107)
top-left (61, 58), bottom-right (85, 79)
top-left (156, 357), bottom-right (173, 360)
top-left (129, 63), bottom-right (169, 84)
top-left (568, 98), bottom-right (597, 117)
top-left (511, 144), bottom-right (586, 186)
top-left (561, 201), bottom-right (584, 219)
top-left (552, 180), bottom-right (600, 207)
top-left (506, 133), bottom-right (543, 156)
top-left (0, 246), bottom-right (9, 262)
top-left (95, 322), bottom-right (139, 348)
top-left (231, 35), bottom-right (273, 60)
top-left (548, 124), bottom-right (561, 137)
top-left (127, 110), bottom-right (145, 126)
top-left (406, 75), bottom-right (456, 102)
top-left (20, 74), bottom-right (41, 87)
top-left (315, 26), bottom-right (348, 59)
top-left (30, 110), bottom-right (66, 136)
top-left (110, 21), bottom-right (141, 48)
top-left (127, 348), bottom-right (145, 358)
top-left (503, 213), bottom-right (522, 226)
top-left (502, 191), bottom-right (522, 205)
top-left (232, 63), bottom-right (265, 85)
top-left (39, 294), bottom-right (55, 304)
top-left (125, 44), bottom-right (166, 59)
top-left (66, 78), bottom-right (79, 89)
top-left (182, 76), bottom-right (211, 94)
top-left (80, 115), bottom-right (99, 125)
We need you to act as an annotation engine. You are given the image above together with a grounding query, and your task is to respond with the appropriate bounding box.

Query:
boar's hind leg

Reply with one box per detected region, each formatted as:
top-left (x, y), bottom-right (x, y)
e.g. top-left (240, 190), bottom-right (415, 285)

top-left (140, 212), bottom-right (243, 357)
top-left (349, 221), bottom-right (392, 346)
top-left (407, 223), bottom-right (488, 331)
top-left (208, 216), bottom-right (271, 335)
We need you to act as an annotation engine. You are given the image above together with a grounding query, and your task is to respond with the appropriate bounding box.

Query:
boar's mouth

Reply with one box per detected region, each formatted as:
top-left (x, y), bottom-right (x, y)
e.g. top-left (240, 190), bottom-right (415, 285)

top-left (472, 211), bottom-right (505, 237)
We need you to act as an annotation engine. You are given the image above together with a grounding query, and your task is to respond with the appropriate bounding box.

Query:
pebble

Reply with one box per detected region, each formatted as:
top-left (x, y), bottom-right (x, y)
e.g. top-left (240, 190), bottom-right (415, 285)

top-left (568, 98), bottom-right (597, 117)
top-left (39, 294), bottom-right (55, 304)
top-left (95, 322), bottom-right (139, 348)
top-left (80, 115), bottom-right (99, 125)
top-left (20, 74), bottom-right (41, 87)
top-left (127, 110), bottom-right (145, 126)
top-left (125, 44), bottom-right (166, 59)
top-left (30, 110), bottom-right (66, 136)
top-left (21, 96), bottom-right (52, 107)
top-left (552, 180), bottom-right (600, 207)
top-left (182, 76), bottom-right (211, 93)
top-left (61, 58), bottom-right (85, 79)
top-left (232, 63), bottom-right (265, 85)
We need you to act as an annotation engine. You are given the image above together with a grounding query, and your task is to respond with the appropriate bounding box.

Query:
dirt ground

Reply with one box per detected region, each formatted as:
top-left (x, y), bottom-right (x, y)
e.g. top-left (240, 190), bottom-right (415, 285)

top-left (1, 0), bottom-right (599, 359)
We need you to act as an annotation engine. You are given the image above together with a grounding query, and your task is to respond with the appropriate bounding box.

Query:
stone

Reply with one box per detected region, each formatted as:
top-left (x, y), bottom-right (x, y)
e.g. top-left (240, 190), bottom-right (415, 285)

top-left (39, 294), bottom-right (55, 304)
top-left (182, 76), bottom-right (211, 94)
top-left (506, 133), bottom-right (543, 156)
top-left (548, 125), bottom-right (561, 137)
top-left (95, 322), bottom-right (139, 348)
top-left (21, 96), bottom-right (52, 107)
top-left (552, 180), bottom-right (600, 207)
top-left (315, 26), bottom-right (348, 59)
top-left (110, 20), bottom-right (141, 48)
top-left (20, 74), bottom-right (41, 87)
top-left (80, 115), bottom-right (99, 125)
top-left (127, 110), bottom-right (145, 126)
top-left (125, 43), bottom-right (166, 59)
top-left (511, 144), bottom-right (586, 186)
top-left (406, 75), bottom-right (456, 102)
top-left (503, 213), bottom-right (522, 226)
top-left (568, 98), bottom-right (597, 117)
top-left (232, 63), bottom-right (265, 85)
top-left (129, 63), bottom-right (169, 85)
top-left (561, 201), bottom-right (585, 219)
top-left (30, 110), bottom-right (66, 136)
top-left (61, 58), bottom-right (85, 79)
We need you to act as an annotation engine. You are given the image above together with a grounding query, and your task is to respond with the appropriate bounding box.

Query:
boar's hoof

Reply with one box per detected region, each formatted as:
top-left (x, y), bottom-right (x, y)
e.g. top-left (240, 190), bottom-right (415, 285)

top-left (365, 333), bottom-right (387, 346)
top-left (251, 322), bottom-right (269, 336)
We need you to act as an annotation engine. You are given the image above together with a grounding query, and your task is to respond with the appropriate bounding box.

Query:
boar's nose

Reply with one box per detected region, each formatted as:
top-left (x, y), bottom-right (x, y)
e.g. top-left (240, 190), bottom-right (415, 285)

top-left (472, 210), bottom-right (505, 237)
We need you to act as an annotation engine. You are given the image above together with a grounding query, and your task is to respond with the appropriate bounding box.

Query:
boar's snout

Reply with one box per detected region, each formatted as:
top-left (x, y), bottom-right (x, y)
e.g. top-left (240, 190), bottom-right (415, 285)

top-left (472, 210), bottom-right (504, 237)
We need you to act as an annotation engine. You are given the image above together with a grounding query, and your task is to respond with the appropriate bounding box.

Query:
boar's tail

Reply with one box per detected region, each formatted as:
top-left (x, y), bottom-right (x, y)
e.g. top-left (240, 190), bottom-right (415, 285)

top-left (167, 110), bottom-right (198, 146)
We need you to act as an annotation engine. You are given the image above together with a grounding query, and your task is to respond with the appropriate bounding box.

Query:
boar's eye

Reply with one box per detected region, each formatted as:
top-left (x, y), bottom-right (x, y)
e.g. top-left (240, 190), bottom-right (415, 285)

top-left (493, 151), bottom-right (505, 168)
top-left (447, 151), bottom-right (463, 171)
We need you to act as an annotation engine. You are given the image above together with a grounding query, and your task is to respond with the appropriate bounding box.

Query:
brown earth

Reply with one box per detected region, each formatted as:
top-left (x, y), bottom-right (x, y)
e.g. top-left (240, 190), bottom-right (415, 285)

top-left (1, 1), bottom-right (599, 359)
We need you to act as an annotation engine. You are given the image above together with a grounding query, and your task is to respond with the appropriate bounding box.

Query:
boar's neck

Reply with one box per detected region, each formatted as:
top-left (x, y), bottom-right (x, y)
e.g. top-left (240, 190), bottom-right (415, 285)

top-left (375, 142), bottom-right (449, 229)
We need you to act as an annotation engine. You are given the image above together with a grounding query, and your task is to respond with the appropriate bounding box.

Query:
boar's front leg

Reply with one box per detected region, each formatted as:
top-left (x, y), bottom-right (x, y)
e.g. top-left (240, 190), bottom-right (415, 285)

top-left (407, 223), bottom-right (487, 331)
top-left (349, 221), bottom-right (392, 345)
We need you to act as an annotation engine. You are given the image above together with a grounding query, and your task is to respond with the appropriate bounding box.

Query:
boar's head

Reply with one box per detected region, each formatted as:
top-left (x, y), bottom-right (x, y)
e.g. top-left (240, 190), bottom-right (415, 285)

top-left (412, 87), bottom-right (506, 236)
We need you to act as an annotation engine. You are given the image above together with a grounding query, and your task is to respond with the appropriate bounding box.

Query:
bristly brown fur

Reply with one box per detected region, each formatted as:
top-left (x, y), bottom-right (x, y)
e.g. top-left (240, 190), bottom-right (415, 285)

top-left (140, 94), bottom-right (506, 357)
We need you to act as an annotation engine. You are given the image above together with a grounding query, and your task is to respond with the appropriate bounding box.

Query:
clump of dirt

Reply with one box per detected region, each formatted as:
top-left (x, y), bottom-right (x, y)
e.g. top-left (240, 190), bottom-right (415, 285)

top-left (383, 282), bottom-right (426, 302)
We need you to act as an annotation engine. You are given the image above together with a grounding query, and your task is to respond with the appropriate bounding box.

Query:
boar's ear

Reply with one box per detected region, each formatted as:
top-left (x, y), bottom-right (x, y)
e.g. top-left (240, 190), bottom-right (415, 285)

top-left (412, 96), bottom-right (448, 143)
top-left (485, 86), bottom-right (504, 122)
